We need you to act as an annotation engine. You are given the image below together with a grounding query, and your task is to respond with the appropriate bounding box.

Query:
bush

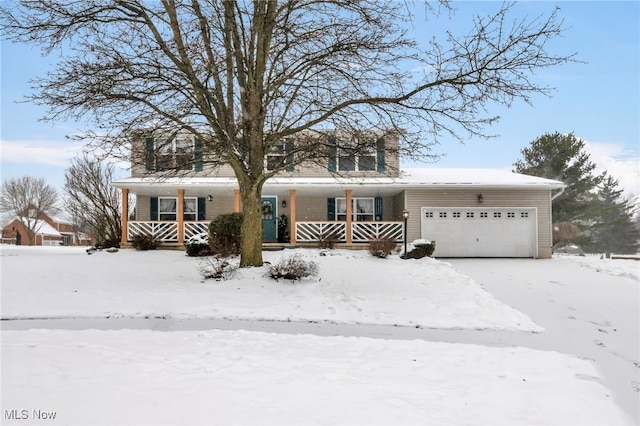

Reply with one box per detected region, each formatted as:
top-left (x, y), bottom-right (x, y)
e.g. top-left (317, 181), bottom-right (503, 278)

top-left (208, 213), bottom-right (243, 257)
top-left (267, 253), bottom-right (319, 281)
top-left (400, 239), bottom-right (436, 259)
top-left (131, 233), bottom-right (158, 250)
top-left (369, 236), bottom-right (397, 259)
top-left (198, 256), bottom-right (238, 281)
top-left (185, 232), bottom-right (214, 257)
top-left (318, 231), bottom-right (339, 249)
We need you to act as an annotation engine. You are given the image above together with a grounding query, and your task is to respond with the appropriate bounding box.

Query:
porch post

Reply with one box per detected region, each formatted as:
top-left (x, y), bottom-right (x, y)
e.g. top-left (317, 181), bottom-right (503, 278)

top-left (234, 189), bottom-right (241, 213)
top-left (177, 189), bottom-right (185, 244)
top-left (121, 188), bottom-right (129, 245)
top-left (345, 189), bottom-right (352, 244)
top-left (289, 189), bottom-right (296, 244)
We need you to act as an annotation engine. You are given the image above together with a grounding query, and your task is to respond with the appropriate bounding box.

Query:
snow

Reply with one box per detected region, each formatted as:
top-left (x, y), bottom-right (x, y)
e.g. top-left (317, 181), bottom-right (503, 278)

top-left (1, 245), bottom-right (637, 425)
top-left (0, 246), bottom-right (540, 331)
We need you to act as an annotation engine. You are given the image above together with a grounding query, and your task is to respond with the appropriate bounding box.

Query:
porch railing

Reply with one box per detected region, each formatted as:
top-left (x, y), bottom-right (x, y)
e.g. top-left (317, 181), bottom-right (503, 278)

top-left (351, 221), bottom-right (404, 242)
top-left (295, 221), bottom-right (403, 243)
top-left (295, 221), bottom-right (347, 242)
top-left (127, 220), bottom-right (403, 244)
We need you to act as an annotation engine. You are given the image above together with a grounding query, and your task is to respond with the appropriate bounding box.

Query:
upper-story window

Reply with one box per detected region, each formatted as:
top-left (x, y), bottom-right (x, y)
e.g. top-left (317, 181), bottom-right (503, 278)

top-left (329, 137), bottom-right (385, 173)
top-left (146, 137), bottom-right (202, 172)
top-left (338, 144), bottom-right (376, 172)
top-left (266, 140), bottom-right (294, 172)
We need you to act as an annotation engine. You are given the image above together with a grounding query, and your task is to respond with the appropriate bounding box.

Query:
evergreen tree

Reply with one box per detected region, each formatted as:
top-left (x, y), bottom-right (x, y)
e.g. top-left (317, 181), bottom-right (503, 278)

top-left (586, 175), bottom-right (640, 254)
top-left (514, 132), bottom-right (605, 230)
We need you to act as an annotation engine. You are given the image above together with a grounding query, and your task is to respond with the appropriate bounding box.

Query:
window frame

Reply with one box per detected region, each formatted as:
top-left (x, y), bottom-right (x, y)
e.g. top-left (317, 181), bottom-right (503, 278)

top-left (335, 197), bottom-right (375, 222)
top-left (158, 197), bottom-right (198, 221)
top-left (337, 141), bottom-right (377, 172)
top-left (154, 137), bottom-right (196, 171)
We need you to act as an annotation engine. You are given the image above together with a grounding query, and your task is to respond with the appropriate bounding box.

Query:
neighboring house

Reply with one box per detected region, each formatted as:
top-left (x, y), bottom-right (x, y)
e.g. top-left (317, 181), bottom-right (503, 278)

top-left (112, 131), bottom-right (564, 258)
top-left (1, 207), bottom-right (92, 246)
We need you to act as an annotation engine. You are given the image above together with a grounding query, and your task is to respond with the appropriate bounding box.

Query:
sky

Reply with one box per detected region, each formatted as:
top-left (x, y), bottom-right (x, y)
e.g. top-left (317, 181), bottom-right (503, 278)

top-left (1, 1), bottom-right (639, 198)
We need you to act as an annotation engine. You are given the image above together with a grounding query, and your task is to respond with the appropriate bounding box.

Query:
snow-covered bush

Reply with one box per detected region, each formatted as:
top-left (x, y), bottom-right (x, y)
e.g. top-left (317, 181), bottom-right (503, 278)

top-left (267, 253), bottom-right (318, 281)
top-left (198, 256), bottom-right (238, 281)
top-left (400, 239), bottom-right (436, 259)
top-left (368, 236), bottom-right (397, 259)
top-left (185, 232), bottom-right (213, 257)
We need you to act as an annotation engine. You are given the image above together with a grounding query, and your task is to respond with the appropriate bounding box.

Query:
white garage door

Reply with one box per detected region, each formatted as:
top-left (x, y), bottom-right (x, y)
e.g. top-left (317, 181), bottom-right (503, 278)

top-left (420, 207), bottom-right (538, 257)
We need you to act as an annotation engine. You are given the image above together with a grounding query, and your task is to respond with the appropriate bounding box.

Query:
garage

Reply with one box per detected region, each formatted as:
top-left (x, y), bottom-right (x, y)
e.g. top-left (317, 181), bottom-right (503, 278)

top-left (420, 207), bottom-right (538, 257)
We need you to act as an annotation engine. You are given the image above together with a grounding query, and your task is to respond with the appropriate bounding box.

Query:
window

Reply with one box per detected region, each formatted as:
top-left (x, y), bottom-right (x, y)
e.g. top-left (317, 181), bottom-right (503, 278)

top-left (267, 142), bottom-right (286, 171)
top-left (336, 197), bottom-right (374, 221)
top-left (149, 137), bottom-right (198, 171)
top-left (480, 212), bottom-right (488, 218)
top-left (424, 211), bottom-right (434, 218)
top-left (521, 212), bottom-right (529, 218)
top-left (439, 212), bottom-right (447, 218)
top-left (337, 142), bottom-right (376, 172)
top-left (493, 212), bottom-right (502, 218)
top-left (158, 197), bottom-right (198, 221)
top-left (507, 212), bottom-right (516, 218)
top-left (453, 212), bottom-right (461, 218)
top-left (466, 212), bottom-right (475, 218)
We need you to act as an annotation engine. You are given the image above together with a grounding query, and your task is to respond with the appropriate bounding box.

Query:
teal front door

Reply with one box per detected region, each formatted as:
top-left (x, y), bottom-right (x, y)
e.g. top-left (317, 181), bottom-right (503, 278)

top-left (261, 197), bottom-right (278, 242)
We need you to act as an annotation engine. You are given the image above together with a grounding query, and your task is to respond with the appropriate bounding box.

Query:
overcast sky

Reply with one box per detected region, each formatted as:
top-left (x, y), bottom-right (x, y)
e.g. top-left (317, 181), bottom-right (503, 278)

top-left (1, 1), bottom-right (638, 198)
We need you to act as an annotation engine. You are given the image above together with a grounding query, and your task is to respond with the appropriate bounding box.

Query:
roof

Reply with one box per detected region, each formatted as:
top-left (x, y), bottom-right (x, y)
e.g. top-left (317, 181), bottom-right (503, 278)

top-left (33, 220), bottom-right (62, 237)
top-left (112, 168), bottom-right (565, 197)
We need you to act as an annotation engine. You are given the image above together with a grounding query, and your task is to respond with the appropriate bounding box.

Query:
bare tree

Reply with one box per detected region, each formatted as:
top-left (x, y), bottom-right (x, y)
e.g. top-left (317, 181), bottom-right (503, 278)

top-left (64, 153), bottom-right (125, 247)
top-left (1, 1), bottom-right (576, 266)
top-left (0, 176), bottom-right (59, 245)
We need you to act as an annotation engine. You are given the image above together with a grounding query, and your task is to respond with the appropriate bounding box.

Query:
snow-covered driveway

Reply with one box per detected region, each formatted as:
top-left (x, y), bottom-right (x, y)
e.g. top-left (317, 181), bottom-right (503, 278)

top-left (447, 257), bottom-right (640, 424)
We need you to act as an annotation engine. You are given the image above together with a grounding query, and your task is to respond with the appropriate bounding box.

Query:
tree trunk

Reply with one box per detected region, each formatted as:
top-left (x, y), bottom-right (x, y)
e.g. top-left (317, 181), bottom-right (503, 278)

top-left (238, 183), bottom-right (264, 267)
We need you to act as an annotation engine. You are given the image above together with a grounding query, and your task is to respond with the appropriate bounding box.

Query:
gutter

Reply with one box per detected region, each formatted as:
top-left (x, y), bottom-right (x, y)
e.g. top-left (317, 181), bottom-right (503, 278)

top-left (551, 187), bottom-right (565, 201)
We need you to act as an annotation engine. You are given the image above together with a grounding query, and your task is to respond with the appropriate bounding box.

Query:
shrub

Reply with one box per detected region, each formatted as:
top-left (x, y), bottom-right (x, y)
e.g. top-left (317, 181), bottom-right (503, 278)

top-left (208, 213), bottom-right (243, 257)
top-left (318, 231), bottom-right (339, 249)
top-left (369, 235), bottom-right (397, 259)
top-left (400, 240), bottom-right (436, 259)
top-left (198, 256), bottom-right (238, 281)
top-left (185, 232), bottom-right (214, 257)
top-left (267, 253), bottom-right (319, 281)
top-left (131, 233), bottom-right (158, 250)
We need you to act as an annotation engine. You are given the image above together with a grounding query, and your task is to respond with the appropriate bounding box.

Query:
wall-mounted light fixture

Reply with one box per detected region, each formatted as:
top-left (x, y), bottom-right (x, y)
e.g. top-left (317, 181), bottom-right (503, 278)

top-left (207, 195), bottom-right (213, 202)
top-left (281, 199), bottom-right (287, 208)
top-left (477, 193), bottom-right (484, 204)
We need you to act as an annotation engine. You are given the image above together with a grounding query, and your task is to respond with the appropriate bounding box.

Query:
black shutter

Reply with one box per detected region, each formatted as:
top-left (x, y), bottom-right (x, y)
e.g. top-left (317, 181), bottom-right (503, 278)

top-left (145, 137), bottom-right (155, 171)
top-left (375, 196), bottom-right (383, 221)
top-left (376, 137), bottom-right (385, 172)
top-left (197, 197), bottom-right (206, 220)
top-left (327, 138), bottom-right (337, 172)
top-left (150, 197), bottom-right (158, 220)
top-left (194, 138), bottom-right (203, 172)
top-left (327, 198), bottom-right (336, 220)
top-left (285, 139), bottom-right (294, 172)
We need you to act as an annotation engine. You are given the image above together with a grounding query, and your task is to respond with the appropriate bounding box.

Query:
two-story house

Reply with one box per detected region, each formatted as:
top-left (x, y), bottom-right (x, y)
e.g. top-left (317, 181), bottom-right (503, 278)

top-left (112, 131), bottom-right (564, 258)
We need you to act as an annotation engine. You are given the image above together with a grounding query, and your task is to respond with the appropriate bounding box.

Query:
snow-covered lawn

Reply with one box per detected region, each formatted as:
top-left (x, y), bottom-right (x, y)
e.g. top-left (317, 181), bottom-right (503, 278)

top-left (0, 245), bottom-right (539, 331)
top-left (1, 245), bottom-right (637, 425)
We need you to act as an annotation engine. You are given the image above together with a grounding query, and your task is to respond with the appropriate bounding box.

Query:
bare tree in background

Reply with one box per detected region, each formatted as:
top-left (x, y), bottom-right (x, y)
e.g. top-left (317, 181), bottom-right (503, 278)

top-left (2, 0), bottom-right (576, 266)
top-left (64, 153), bottom-right (125, 247)
top-left (0, 176), bottom-right (59, 245)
